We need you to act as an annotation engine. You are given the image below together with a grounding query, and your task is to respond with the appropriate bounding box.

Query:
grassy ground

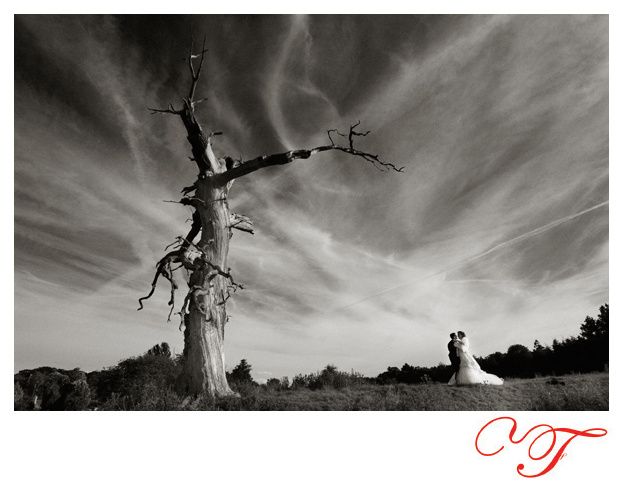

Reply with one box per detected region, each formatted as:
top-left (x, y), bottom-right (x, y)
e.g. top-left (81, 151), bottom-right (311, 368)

top-left (185, 372), bottom-right (608, 411)
top-left (17, 369), bottom-right (607, 410)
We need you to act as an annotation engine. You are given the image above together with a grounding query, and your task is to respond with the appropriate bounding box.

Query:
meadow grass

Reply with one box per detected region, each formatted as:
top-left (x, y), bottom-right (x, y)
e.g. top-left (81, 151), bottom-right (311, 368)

top-left (23, 371), bottom-right (605, 411)
top-left (197, 373), bottom-right (608, 411)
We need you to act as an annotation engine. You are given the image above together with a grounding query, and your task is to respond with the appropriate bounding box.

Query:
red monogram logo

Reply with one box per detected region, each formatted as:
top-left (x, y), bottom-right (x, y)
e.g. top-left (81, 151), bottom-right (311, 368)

top-left (475, 416), bottom-right (607, 478)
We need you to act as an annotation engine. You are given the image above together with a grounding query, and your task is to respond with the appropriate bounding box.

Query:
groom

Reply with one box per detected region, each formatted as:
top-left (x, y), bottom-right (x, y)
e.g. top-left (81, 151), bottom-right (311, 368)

top-left (448, 333), bottom-right (460, 377)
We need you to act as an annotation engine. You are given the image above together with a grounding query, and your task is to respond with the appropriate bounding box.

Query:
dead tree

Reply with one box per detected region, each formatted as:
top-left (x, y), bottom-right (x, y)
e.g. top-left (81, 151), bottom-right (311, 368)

top-left (138, 40), bottom-right (404, 397)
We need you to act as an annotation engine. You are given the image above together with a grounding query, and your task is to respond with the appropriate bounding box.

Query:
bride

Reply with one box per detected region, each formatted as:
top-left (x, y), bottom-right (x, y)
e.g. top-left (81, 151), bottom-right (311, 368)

top-left (448, 331), bottom-right (504, 386)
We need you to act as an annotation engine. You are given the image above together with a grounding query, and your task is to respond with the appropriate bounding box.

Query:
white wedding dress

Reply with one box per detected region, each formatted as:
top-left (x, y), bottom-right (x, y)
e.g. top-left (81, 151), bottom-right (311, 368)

top-left (447, 337), bottom-right (504, 386)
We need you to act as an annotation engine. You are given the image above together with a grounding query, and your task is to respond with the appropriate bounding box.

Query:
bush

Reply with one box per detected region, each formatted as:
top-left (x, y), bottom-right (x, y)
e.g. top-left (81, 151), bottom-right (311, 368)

top-left (228, 359), bottom-right (253, 384)
top-left (87, 344), bottom-right (181, 409)
top-left (226, 359), bottom-right (259, 396)
top-left (14, 367), bottom-right (91, 410)
top-left (14, 383), bottom-right (29, 410)
top-left (62, 379), bottom-right (91, 410)
top-left (292, 365), bottom-right (366, 390)
top-left (265, 377), bottom-right (290, 392)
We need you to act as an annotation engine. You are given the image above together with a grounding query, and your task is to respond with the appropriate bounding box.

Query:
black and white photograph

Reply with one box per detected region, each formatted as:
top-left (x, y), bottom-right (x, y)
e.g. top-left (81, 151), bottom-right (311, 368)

top-left (13, 14), bottom-right (609, 412)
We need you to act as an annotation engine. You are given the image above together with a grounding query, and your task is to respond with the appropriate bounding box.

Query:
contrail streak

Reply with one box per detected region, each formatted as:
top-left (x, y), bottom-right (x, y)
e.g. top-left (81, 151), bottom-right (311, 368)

top-left (334, 200), bottom-right (608, 311)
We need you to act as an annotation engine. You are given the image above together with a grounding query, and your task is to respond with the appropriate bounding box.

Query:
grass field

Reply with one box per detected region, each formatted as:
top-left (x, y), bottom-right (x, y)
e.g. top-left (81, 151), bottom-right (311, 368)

top-left (15, 367), bottom-right (608, 411)
top-left (179, 372), bottom-right (608, 411)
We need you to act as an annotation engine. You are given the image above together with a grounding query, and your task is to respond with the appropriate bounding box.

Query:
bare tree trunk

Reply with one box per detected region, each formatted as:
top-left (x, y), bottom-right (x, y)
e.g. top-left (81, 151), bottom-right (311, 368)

top-left (177, 181), bottom-right (236, 397)
top-left (179, 309), bottom-right (232, 396)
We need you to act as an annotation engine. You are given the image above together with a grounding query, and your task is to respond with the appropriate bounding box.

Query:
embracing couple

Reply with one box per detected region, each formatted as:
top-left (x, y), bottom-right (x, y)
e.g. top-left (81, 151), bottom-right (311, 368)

top-left (447, 331), bottom-right (504, 386)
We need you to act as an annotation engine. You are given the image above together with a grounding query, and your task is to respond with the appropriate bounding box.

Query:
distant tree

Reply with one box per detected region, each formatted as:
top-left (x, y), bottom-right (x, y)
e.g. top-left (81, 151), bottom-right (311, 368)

top-left (265, 377), bottom-right (289, 391)
top-left (429, 362), bottom-right (454, 382)
top-left (503, 344), bottom-right (532, 377)
top-left (378, 366), bottom-right (401, 384)
top-left (229, 359), bottom-right (254, 385)
top-left (147, 342), bottom-right (172, 358)
top-left (265, 378), bottom-right (280, 390)
top-left (580, 304), bottom-right (609, 340)
top-left (578, 304), bottom-right (609, 371)
top-left (291, 373), bottom-right (315, 389)
top-left (507, 344), bottom-right (531, 357)
top-left (280, 376), bottom-right (290, 390)
top-left (531, 340), bottom-right (551, 376)
top-left (312, 365), bottom-right (341, 389)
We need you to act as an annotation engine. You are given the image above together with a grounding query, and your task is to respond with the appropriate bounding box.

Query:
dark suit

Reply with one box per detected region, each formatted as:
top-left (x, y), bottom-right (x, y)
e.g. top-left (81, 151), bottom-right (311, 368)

top-left (448, 340), bottom-right (460, 375)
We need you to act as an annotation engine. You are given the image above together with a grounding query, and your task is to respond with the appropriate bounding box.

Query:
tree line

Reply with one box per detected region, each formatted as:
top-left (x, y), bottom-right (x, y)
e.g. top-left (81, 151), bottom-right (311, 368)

top-left (377, 304), bottom-right (609, 384)
top-left (14, 304), bottom-right (608, 409)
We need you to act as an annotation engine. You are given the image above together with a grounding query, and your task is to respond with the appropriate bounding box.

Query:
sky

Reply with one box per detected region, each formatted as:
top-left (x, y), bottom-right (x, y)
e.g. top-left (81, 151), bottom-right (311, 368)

top-left (14, 14), bottom-right (608, 381)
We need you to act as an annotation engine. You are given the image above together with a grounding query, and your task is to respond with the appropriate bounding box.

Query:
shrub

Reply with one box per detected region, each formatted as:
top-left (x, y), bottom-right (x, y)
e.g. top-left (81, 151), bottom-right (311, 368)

top-left (62, 379), bottom-right (91, 410)
top-left (14, 367), bottom-right (91, 410)
top-left (88, 344), bottom-right (180, 409)
top-left (292, 365), bottom-right (365, 390)
top-left (265, 376), bottom-right (290, 391)
top-left (228, 359), bottom-right (253, 385)
top-left (14, 383), bottom-right (29, 410)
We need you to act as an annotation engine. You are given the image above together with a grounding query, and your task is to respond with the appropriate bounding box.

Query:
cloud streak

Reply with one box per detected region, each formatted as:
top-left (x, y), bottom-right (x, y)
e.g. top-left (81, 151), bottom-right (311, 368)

top-left (334, 200), bottom-right (609, 311)
top-left (14, 15), bottom-right (608, 379)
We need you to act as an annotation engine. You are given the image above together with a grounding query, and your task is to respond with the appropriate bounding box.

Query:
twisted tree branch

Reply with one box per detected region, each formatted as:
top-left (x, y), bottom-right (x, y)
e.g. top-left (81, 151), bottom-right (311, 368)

top-left (181, 182), bottom-right (198, 196)
top-left (214, 123), bottom-right (404, 184)
top-left (148, 103), bottom-right (182, 116)
top-left (163, 196), bottom-right (206, 207)
top-left (177, 291), bottom-right (192, 331)
top-left (229, 213), bottom-right (254, 235)
top-left (205, 262), bottom-right (244, 291)
top-left (137, 250), bottom-right (183, 311)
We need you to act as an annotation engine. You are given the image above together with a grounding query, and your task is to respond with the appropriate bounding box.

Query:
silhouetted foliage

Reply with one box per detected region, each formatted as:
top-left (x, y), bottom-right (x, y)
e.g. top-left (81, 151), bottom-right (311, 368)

top-left (291, 365), bottom-right (367, 390)
top-left (225, 359), bottom-right (259, 395)
top-left (377, 363), bottom-right (451, 384)
top-left (146, 342), bottom-right (172, 358)
top-left (13, 367), bottom-right (91, 410)
top-left (14, 383), bottom-right (28, 410)
top-left (87, 343), bottom-right (181, 409)
top-left (265, 377), bottom-right (290, 391)
top-left (227, 359), bottom-right (254, 384)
